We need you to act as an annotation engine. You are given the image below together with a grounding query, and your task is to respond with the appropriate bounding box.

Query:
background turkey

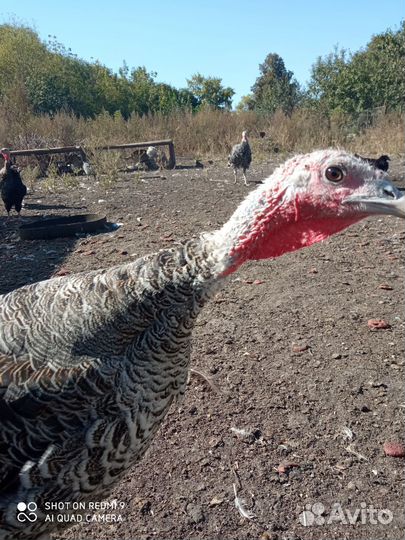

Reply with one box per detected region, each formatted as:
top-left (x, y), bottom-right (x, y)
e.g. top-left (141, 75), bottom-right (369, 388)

top-left (0, 149), bottom-right (27, 217)
top-left (228, 131), bottom-right (252, 186)
top-left (354, 153), bottom-right (390, 172)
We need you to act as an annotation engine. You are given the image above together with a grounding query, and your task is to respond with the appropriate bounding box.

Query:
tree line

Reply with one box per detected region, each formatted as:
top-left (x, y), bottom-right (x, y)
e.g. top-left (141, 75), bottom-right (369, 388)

top-left (0, 21), bottom-right (403, 120)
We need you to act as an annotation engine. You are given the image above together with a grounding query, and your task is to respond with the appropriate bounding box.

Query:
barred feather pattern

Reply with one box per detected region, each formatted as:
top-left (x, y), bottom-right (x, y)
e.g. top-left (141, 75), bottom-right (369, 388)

top-left (228, 140), bottom-right (252, 173)
top-left (0, 237), bottom-right (221, 539)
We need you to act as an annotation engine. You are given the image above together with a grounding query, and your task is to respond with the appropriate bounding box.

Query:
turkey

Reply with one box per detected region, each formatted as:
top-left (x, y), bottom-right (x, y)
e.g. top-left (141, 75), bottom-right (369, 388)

top-left (135, 146), bottom-right (159, 172)
top-left (354, 153), bottom-right (390, 172)
top-left (0, 150), bottom-right (404, 540)
top-left (0, 149), bottom-right (27, 217)
top-left (228, 130), bottom-right (252, 186)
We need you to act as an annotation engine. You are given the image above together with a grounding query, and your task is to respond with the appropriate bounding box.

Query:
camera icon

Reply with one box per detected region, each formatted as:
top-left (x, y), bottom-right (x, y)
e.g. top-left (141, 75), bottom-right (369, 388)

top-left (17, 502), bottom-right (38, 523)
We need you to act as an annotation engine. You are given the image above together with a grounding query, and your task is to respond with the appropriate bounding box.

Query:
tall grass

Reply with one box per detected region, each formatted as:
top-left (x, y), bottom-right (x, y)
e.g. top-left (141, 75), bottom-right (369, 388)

top-left (0, 103), bottom-right (403, 163)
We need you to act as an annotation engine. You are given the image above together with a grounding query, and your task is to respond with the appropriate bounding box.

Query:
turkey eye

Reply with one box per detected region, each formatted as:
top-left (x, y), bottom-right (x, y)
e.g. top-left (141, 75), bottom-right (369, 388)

top-left (325, 166), bottom-right (344, 182)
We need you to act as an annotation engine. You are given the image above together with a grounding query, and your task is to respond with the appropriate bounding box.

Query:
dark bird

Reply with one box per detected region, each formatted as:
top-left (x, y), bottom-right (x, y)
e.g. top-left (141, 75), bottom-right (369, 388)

top-left (0, 150), bottom-right (404, 539)
top-left (55, 160), bottom-right (74, 176)
top-left (354, 153), bottom-right (390, 172)
top-left (228, 130), bottom-right (252, 186)
top-left (0, 149), bottom-right (27, 217)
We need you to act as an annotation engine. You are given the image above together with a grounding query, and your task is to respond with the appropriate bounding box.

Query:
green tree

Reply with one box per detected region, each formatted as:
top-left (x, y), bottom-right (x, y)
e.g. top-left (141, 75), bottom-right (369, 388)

top-left (307, 22), bottom-right (405, 114)
top-left (0, 24), bottom-right (201, 118)
top-left (236, 94), bottom-right (256, 111)
top-left (251, 53), bottom-right (302, 114)
top-left (306, 48), bottom-right (350, 112)
top-left (186, 73), bottom-right (234, 109)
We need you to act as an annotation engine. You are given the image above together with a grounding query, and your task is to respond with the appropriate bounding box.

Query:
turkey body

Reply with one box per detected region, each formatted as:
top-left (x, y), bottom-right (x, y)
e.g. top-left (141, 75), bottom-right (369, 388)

top-left (229, 140), bottom-right (252, 171)
top-left (0, 238), bottom-right (220, 539)
top-left (0, 166), bottom-right (27, 216)
top-left (228, 132), bottom-right (252, 185)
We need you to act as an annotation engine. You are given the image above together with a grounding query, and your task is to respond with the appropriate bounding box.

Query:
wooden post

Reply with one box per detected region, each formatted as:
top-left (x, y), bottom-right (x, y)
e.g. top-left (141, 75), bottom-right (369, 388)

top-left (96, 139), bottom-right (173, 151)
top-left (167, 141), bottom-right (176, 169)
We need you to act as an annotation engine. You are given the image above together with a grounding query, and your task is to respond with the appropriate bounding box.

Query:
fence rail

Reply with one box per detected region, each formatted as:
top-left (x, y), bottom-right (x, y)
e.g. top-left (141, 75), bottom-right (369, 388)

top-left (8, 139), bottom-right (176, 170)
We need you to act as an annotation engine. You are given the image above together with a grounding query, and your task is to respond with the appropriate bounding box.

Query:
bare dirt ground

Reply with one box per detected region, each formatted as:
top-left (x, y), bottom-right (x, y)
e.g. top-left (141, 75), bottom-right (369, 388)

top-left (1, 154), bottom-right (404, 540)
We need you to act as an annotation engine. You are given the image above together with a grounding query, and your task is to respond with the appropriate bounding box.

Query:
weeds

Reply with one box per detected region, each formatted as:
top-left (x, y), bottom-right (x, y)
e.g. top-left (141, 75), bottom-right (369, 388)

top-left (1, 107), bottom-right (403, 168)
top-left (41, 163), bottom-right (61, 193)
top-left (21, 164), bottom-right (40, 192)
top-left (88, 148), bottom-right (122, 189)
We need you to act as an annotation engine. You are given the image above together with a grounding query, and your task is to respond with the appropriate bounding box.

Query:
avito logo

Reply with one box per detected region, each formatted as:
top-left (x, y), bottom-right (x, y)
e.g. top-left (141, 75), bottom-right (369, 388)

top-left (17, 502), bottom-right (38, 523)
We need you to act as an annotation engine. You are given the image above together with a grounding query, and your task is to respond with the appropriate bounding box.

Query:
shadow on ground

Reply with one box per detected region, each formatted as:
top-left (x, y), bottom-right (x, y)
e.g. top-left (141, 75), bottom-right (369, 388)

top-left (0, 216), bottom-right (78, 295)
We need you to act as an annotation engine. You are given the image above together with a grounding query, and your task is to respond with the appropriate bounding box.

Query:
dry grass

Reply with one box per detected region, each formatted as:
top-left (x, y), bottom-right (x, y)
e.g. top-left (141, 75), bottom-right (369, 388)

top-left (88, 147), bottom-right (122, 188)
top-left (21, 164), bottom-right (40, 192)
top-left (0, 104), bottom-right (403, 165)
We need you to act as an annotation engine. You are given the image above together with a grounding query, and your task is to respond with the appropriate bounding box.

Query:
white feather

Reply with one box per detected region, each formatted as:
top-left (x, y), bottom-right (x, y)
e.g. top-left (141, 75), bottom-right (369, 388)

top-left (233, 483), bottom-right (255, 520)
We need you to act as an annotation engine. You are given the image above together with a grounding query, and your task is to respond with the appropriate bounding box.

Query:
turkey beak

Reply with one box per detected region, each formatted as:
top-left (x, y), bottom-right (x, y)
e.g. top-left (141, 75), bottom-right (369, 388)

top-left (343, 180), bottom-right (405, 219)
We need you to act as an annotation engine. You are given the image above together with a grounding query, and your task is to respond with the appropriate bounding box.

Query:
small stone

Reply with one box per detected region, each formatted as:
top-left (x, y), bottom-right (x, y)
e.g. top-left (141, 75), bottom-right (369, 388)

top-left (332, 353), bottom-right (342, 359)
top-left (209, 496), bottom-right (224, 506)
top-left (260, 533), bottom-right (274, 540)
top-left (379, 283), bottom-right (393, 290)
top-left (53, 267), bottom-right (70, 277)
top-left (276, 462), bottom-right (300, 474)
top-left (187, 504), bottom-right (204, 524)
top-left (292, 344), bottom-right (309, 353)
top-left (139, 500), bottom-right (152, 515)
top-left (208, 436), bottom-right (223, 448)
top-left (383, 442), bottom-right (405, 457)
top-left (367, 319), bottom-right (391, 330)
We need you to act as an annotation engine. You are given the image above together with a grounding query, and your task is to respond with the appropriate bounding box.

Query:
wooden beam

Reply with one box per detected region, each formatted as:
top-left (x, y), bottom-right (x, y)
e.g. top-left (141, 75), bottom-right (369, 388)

top-left (97, 139), bottom-right (173, 150)
top-left (7, 139), bottom-right (177, 169)
top-left (98, 140), bottom-right (176, 169)
top-left (9, 146), bottom-right (87, 159)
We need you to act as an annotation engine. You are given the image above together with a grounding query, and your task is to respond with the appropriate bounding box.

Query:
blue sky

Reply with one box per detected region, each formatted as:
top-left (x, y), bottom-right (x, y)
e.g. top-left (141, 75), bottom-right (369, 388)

top-left (1, 0), bottom-right (403, 106)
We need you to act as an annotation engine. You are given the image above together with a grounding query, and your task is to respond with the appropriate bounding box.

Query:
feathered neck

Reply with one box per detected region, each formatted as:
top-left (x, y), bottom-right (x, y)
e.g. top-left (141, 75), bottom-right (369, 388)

top-left (210, 153), bottom-right (362, 277)
top-left (1, 153), bottom-right (11, 174)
